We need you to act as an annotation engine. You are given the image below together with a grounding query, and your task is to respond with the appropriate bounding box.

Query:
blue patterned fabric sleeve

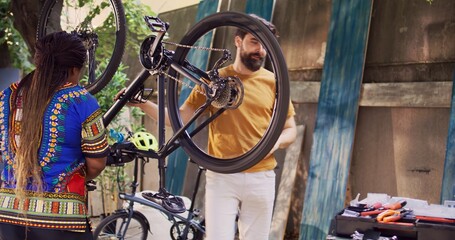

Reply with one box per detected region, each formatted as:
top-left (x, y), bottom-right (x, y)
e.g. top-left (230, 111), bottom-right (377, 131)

top-left (75, 91), bottom-right (109, 158)
top-left (0, 86), bottom-right (12, 185)
top-left (81, 108), bottom-right (109, 158)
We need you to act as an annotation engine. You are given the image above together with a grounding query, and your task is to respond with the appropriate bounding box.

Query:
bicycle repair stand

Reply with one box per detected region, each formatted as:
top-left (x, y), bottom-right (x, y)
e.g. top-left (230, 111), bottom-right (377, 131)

top-left (141, 72), bottom-right (187, 214)
top-left (102, 17), bottom-right (187, 214)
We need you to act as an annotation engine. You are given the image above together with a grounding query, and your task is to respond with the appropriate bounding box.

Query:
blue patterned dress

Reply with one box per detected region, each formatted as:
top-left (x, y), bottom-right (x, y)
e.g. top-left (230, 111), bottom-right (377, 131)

top-left (0, 82), bottom-right (109, 231)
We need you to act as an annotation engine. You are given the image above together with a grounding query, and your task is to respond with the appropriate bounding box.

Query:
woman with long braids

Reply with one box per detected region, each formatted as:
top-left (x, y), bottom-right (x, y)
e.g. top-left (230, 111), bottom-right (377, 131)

top-left (0, 31), bottom-right (109, 239)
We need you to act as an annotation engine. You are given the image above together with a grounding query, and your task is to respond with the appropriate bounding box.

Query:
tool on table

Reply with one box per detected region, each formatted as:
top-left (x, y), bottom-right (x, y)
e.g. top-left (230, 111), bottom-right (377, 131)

top-left (360, 200), bottom-right (407, 217)
top-left (415, 215), bottom-right (455, 224)
top-left (376, 209), bottom-right (415, 226)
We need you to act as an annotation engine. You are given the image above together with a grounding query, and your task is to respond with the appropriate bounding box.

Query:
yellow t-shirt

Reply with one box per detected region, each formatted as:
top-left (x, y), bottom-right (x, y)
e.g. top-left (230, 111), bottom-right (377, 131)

top-left (184, 65), bottom-right (295, 172)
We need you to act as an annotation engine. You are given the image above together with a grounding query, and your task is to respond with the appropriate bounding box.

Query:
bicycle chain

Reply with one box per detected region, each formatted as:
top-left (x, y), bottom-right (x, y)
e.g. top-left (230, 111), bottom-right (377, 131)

top-left (162, 40), bottom-right (228, 52)
top-left (154, 40), bottom-right (230, 97)
top-left (158, 70), bottom-right (207, 96)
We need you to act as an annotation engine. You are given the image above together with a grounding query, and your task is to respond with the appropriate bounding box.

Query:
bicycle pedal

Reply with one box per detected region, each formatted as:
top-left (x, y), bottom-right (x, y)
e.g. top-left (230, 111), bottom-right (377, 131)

top-left (143, 16), bottom-right (169, 32)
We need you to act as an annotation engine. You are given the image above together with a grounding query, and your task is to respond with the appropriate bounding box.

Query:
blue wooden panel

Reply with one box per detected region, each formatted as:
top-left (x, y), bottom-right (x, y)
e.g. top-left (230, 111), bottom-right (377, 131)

top-left (441, 69), bottom-right (455, 202)
top-left (166, 0), bottom-right (219, 195)
top-left (0, 68), bottom-right (20, 90)
top-left (299, 1), bottom-right (373, 239)
top-left (245, 0), bottom-right (274, 21)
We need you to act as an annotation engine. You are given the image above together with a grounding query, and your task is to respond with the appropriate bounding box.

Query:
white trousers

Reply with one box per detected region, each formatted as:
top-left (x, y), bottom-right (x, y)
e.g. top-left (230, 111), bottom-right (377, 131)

top-left (204, 170), bottom-right (276, 240)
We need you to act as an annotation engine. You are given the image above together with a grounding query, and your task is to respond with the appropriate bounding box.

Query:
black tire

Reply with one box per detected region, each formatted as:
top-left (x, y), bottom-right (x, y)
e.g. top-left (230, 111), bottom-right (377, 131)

top-left (37, 0), bottom-right (126, 94)
top-left (93, 211), bottom-right (149, 240)
top-left (167, 12), bottom-right (290, 173)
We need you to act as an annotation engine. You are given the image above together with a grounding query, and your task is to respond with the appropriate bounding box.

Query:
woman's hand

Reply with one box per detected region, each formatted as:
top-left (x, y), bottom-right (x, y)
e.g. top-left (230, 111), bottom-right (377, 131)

top-left (114, 88), bottom-right (126, 101)
top-left (114, 88), bottom-right (143, 107)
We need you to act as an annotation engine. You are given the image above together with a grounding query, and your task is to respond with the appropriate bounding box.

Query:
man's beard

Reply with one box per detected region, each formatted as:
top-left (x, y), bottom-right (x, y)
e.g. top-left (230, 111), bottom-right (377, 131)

top-left (240, 51), bottom-right (264, 72)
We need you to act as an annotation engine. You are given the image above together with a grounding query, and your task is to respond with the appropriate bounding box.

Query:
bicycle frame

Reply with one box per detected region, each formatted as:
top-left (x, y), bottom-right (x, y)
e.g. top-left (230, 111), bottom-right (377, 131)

top-left (97, 16), bottom-right (216, 239)
top-left (102, 16), bottom-right (228, 190)
top-left (95, 12), bottom-right (288, 238)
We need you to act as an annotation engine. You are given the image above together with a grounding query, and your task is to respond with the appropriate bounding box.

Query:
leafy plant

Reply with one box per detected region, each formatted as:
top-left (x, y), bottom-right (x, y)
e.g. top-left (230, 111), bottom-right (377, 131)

top-left (0, 0), bottom-right (33, 71)
top-left (123, 1), bottom-right (155, 54)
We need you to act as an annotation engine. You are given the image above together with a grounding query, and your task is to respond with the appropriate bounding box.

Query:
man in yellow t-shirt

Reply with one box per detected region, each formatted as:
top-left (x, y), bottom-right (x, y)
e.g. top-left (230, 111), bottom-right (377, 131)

top-left (185, 64), bottom-right (295, 173)
top-left (126, 15), bottom-right (296, 240)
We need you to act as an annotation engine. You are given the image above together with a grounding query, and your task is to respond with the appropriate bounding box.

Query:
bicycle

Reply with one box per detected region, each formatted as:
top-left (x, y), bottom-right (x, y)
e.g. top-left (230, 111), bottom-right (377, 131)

top-left (37, 1), bottom-right (290, 172)
top-left (92, 135), bottom-right (206, 240)
top-left (38, 2), bottom-right (291, 239)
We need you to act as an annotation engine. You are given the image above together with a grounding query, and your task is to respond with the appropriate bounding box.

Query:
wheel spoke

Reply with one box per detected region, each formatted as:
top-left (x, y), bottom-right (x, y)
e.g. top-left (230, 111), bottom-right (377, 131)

top-left (93, 212), bottom-right (148, 240)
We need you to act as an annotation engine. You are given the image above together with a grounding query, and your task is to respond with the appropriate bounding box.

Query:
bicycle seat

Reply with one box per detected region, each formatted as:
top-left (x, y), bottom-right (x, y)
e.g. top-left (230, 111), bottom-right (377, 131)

top-left (142, 191), bottom-right (186, 214)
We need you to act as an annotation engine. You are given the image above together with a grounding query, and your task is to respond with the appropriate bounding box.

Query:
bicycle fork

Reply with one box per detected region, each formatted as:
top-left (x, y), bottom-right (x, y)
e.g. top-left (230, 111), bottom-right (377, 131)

top-left (115, 209), bottom-right (135, 240)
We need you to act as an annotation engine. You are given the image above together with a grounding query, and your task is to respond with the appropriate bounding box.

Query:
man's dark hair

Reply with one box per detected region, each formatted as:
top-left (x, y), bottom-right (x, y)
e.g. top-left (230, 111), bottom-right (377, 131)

top-left (235, 14), bottom-right (279, 39)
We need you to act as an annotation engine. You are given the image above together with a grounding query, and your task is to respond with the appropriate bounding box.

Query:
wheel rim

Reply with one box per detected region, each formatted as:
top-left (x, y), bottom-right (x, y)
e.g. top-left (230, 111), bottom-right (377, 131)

top-left (96, 215), bottom-right (146, 239)
top-left (170, 222), bottom-right (198, 240)
top-left (167, 12), bottom-right (290, 173)
top-left (37, 0), bottom-right (125, 94)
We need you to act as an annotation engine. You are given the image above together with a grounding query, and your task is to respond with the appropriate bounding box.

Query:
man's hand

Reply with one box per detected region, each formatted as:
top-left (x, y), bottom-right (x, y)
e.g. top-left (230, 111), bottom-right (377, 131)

top-left (268, 140), bottom-right (281, 157)
top-left (265, 116), bottom-right (297, 159)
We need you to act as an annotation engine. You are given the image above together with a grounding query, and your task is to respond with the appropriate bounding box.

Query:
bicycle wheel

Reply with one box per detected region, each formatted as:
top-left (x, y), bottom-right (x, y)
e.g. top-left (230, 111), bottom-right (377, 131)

top-left (93, 211), bottom-right (149, 240)
top-left (170, 220), bottom-right (204, 240)
top-left (37, 0), bottom-right (126, 94)
top-left (167, 12), bottom-right (290, 173)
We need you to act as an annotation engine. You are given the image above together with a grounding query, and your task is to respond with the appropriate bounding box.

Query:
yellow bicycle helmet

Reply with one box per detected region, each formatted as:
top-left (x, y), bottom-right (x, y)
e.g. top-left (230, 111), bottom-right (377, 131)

top-left (131, 131), bottom-right (159, 151)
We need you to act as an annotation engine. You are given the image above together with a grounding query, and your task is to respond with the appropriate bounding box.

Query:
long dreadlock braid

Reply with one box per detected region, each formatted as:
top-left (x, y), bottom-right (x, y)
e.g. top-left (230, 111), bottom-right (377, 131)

top-left (10, 31), bottom-right (86, 204)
